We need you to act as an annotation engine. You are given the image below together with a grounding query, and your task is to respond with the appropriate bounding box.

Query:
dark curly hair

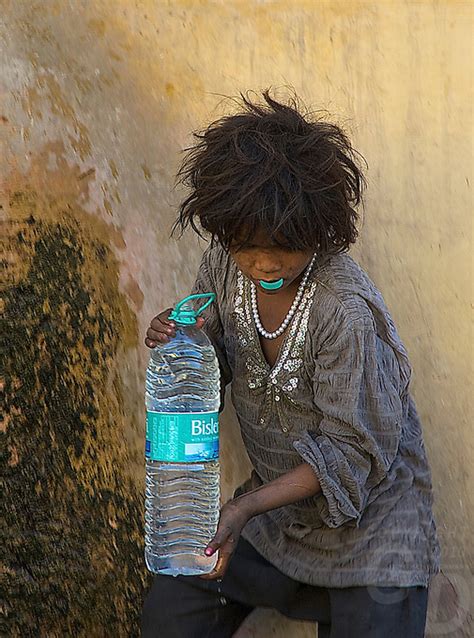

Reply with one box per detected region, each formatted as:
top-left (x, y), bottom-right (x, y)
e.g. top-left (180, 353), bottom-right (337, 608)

top-left (173, 90), bottom-right (367, 255)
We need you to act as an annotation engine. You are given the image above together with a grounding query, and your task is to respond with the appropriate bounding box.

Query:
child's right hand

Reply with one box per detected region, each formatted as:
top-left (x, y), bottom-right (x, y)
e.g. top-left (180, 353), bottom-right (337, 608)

top-left (144, 309), bottom-right (205, 348)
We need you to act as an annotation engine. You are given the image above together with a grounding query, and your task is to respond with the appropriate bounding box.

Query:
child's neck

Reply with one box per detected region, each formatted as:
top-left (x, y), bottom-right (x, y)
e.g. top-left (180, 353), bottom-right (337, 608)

top-left (255, 273), bottom-right (304, 367)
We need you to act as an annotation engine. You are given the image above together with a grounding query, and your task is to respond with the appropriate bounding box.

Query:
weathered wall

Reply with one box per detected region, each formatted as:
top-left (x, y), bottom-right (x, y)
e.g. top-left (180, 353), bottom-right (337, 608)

top-left (2, 1), bottom-right (472, 636)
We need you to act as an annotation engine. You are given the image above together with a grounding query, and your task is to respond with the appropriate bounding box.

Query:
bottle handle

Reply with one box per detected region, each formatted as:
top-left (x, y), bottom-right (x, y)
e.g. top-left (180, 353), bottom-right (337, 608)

top-left (169, 293), bottom-right (216, 320)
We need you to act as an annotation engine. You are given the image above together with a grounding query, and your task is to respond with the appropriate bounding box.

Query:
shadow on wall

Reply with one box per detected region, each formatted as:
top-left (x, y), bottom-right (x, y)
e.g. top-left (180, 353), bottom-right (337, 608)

top-left (3, 147), bottom-right (149, 637)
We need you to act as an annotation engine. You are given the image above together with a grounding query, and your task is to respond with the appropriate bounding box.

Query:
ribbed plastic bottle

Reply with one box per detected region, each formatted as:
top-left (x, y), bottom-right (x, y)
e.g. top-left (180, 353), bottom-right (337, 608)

top-left (144, 293), bottom-right (221, 576)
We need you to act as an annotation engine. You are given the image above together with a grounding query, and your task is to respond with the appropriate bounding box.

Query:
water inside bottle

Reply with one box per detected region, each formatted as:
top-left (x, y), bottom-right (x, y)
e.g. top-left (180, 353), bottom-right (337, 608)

top-left (145, 323), bottom-right (221, 576)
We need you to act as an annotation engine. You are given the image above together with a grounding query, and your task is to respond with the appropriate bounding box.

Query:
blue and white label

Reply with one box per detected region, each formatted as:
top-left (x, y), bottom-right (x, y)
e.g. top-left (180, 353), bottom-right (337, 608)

top-left (145, 411), bottom-right (219, 462)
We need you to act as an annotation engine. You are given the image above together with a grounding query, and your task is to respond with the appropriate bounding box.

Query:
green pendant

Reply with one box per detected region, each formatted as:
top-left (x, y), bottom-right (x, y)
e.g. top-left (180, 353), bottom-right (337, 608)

top-left (259, 278), bottom-right (284, 291)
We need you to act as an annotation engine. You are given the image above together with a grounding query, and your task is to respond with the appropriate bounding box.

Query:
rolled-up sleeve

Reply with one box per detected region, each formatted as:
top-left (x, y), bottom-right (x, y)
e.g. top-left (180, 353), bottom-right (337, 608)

top-left (294, 314), bottom-right (403, 528)
top-left (191, 247), bottom-right (233, 408)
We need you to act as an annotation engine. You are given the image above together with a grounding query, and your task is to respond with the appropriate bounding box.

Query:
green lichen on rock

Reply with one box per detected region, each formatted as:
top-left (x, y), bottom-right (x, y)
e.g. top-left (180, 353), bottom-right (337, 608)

top-left (3, 210), bottom-right (149, 637)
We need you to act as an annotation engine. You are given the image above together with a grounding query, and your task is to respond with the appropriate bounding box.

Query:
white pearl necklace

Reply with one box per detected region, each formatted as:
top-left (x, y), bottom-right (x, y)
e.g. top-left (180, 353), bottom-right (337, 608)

top-left (250, 254), bottom-right (317, 340)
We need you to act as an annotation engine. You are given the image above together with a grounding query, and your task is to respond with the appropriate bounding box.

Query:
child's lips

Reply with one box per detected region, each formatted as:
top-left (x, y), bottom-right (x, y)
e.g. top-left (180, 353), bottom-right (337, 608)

top-left (252, 276), bottom-right (285, 283)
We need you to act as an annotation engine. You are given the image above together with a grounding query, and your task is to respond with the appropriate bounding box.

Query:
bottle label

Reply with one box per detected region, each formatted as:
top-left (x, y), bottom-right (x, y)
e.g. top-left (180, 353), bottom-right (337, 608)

top-left (145, 411), bottom-right (219, 462)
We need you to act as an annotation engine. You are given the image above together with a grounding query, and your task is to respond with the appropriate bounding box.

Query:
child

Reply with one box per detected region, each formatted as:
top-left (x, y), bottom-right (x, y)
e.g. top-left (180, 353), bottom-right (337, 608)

top-left (142, 91), bottom-right (440, 638)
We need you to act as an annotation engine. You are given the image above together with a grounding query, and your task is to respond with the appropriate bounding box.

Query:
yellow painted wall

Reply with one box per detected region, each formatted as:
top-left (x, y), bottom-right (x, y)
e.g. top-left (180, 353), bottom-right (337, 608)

top-left (2, 1), bottom-right (472, 636)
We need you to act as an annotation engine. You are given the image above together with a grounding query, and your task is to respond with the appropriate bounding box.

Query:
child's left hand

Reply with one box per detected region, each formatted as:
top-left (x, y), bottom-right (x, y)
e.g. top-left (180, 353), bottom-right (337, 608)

top-left (201, 463), bottom-right (321, 581)
top-left (200, 499), bottom-right (252, 581)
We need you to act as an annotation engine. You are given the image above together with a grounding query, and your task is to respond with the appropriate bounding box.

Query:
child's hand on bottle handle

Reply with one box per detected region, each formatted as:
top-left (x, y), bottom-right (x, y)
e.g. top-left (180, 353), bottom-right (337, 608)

top-left (145, 309), bottom-right (206, 348)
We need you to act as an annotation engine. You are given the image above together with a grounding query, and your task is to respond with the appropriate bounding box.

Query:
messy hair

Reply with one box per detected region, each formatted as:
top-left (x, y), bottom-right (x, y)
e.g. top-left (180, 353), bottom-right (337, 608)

top-left (173, 90), bottom-right (367, 255)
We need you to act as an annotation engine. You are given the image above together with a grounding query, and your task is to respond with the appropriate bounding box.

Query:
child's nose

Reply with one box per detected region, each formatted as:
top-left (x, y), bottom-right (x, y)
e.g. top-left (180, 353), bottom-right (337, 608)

top-left (254, 256), bottom-right (281, 276)
top-left (259, 269), bottom-right (280, 278)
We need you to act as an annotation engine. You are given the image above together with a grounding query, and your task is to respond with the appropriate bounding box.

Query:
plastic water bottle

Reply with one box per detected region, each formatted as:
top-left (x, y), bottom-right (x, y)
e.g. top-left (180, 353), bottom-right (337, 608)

top-left (144, 293), bottom-right (221, 576)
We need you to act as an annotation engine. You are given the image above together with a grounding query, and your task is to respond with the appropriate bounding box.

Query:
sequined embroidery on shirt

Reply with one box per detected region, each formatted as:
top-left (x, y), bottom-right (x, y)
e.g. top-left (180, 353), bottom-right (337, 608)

top-left (233, 270), bottom-right (318, 432)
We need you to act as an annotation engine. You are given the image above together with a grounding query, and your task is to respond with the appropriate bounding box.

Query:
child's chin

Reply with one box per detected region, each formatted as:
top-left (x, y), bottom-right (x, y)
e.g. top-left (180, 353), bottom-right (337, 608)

top-left (259, 285), bottom-right (286, 295)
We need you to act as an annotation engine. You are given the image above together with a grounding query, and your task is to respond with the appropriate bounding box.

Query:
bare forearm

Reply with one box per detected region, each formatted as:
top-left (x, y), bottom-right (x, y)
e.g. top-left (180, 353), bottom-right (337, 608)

top-left (234, 463), bottom-right (321, 519)
top-left (203, 464), bottom-right (321, 580)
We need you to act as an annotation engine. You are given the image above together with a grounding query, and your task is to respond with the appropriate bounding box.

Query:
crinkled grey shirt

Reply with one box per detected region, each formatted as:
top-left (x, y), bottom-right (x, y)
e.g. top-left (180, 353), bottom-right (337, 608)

top-left (192, 244), bottom-right (440, 588)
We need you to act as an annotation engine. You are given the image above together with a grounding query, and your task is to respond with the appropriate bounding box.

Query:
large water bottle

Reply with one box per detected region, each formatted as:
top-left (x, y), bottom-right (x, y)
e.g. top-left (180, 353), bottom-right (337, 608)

top-left (144, 293), bottom-right (221, 576)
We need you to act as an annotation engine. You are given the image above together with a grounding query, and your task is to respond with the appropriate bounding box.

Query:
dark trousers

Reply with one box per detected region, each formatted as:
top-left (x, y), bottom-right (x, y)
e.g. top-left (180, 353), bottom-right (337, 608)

top-left (142, 537), bottom-right (429, 638)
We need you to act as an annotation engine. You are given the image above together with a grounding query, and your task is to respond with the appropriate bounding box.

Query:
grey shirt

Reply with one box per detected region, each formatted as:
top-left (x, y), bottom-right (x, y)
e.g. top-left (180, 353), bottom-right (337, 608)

top-left (192, 244), bottom-right (440, 588)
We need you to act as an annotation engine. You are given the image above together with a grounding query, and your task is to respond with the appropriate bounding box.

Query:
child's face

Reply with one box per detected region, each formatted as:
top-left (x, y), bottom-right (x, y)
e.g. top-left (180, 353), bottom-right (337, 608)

top-left (228, 228), bottom-right (314, 295)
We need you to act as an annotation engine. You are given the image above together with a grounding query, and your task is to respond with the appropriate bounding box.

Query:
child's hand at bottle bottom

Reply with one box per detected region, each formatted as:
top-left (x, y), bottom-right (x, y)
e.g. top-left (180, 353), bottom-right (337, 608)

top-left (200, 465), bottom-right (321, 580)
top-left (200, 500), bottom-right (252, 581)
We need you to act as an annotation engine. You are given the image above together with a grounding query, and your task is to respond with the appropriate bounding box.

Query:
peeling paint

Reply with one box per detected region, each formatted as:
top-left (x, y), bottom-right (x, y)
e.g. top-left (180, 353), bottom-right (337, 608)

top-left (23, 73), bottom-right (92, 160)
top-left (88, 18), bottom-right (107, 38)
top-left (109, 160), bottom-right (119, 180)
top-left (141, 163), bottom-right (152, 181)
